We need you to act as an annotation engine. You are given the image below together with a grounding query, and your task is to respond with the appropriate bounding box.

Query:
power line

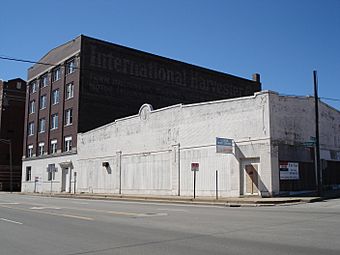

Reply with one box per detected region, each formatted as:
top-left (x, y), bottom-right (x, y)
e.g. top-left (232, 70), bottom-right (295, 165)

top-left (0, 56), bottom-right (56, 67)
top-left (319, 97), bottom-right (340, 102)
top-left (0, 54), bottom-right (88, 74)
top-left (275, 93), bottom-right (340, 102)
top-left (1, 54), bottom-right (340, 103)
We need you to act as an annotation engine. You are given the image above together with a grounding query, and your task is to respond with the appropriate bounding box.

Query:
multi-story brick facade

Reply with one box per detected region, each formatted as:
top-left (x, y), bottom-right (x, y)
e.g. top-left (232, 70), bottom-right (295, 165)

top-left (23, 35), bottom-right (261, 162)
top-left (0, 78), bottom-right (26, 191)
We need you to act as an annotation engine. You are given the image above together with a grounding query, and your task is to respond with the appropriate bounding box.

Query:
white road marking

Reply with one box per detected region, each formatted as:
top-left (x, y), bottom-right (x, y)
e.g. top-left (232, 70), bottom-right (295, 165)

top-left (72, 202), bottom-right (89, 205)
top-left (0, 204), bottom-right (93, 221)
top-left (0, 202), bottom-right (19, 205)
top-left (137, 212), bottom-right (168, 217)
top-left (157, 208), bottom-right (188, 212)
top-left (30, 206), bottom-right (61, 210)
top-left (56, 213), bottom-right (94, 221)
top-left (0, 218), bottom-right (23, 225)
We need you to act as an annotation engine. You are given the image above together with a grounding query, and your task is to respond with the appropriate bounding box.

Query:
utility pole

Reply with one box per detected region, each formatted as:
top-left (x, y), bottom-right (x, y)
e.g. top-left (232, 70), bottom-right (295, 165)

top-left (313, 70), bottom-right (322, 197)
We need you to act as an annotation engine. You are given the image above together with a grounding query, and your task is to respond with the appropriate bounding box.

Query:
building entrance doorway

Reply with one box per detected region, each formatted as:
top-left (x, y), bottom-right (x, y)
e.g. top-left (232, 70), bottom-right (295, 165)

top-left (245, 164), bottom-right (259, 195)
top-left (241, 158), bottom-right (260, 196)
top-left (61, 167), bottom-right (68, 192)
top-left (59, 161), bottom-right (73, 193)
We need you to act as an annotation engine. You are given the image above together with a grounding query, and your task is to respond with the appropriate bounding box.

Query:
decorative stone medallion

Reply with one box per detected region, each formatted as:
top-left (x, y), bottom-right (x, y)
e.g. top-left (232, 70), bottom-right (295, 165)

top-left (139, 104), bottom-right (153, 121)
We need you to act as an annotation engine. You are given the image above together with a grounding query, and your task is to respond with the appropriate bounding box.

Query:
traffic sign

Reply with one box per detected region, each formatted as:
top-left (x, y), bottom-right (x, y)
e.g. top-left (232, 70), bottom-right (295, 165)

top-left (191, 162), bottom-right (199, 171)
top-left (302, 141), bottom-right (315, 147)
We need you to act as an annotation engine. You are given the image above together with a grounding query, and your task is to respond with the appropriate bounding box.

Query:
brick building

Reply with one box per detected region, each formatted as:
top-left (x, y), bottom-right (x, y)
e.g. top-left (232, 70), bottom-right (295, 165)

top-left (0, 78), bottom-right (26, 191)
top-left (23, 35), bottom-right (261, 164)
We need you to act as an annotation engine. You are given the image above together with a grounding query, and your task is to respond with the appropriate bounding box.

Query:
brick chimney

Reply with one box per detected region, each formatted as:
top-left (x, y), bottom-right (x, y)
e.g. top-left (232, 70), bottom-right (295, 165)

top-left (252, 73), bottom-right (261, 83)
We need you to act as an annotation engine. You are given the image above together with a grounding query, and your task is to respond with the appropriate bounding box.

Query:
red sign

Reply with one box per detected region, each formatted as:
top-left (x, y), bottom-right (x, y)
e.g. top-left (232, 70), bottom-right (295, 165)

top-left (191, 163), bottom-right (199, 171)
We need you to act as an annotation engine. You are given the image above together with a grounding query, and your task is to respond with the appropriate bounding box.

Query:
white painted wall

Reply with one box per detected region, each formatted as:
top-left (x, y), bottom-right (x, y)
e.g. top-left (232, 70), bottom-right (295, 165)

top-left (22, 91), bottom-right (339, 197)
top-left (22, 154), bottom-right (78, 193)
top-left (269, 92), bottom-right (340, 148)
top-left (268, 92), bottom-right (340, 192)
top-left (77, 91), bottom-right (272, 197)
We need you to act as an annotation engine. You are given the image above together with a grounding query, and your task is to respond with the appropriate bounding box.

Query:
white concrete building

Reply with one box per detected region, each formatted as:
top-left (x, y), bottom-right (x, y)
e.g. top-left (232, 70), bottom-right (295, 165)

top-left (21, 91), bottom-right (340, 197)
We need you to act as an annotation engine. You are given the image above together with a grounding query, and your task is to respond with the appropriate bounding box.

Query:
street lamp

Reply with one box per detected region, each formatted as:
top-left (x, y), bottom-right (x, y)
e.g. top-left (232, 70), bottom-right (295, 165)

top-left (0, 139), bottom-right (13, 192)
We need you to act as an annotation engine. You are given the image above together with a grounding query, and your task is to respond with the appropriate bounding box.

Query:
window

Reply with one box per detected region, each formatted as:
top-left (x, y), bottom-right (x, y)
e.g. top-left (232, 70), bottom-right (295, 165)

top-left (65, 108), bottom-right (73, 126)
top-left (47, 164), bottom-right (56, 181)
top-left (39, 118), bottom-right (46, 133)
top-left (26, 166), bottom-right (31, 181)
top-left (66, 58), bottom-right (76, 74)
top-left (65, 83), bottom-right (74, 99)
top-left (51, 113), bottom-right (58, 130)
top-left (52, 67), bottom-right (61, 82)
top-left (64, 136), bottom-right (72, 152)
top-left (28, 122), bottom-right (34, 136)
top-left (50, 139), bottom-right (57, 154)
top-left (16, 81), bottom-right (22, 89)
top-left (40, 95), bottom-right (47, 109)
top-left (27, 145), bottom-right (33, 158)
top-left (29, 100), bottom-right (35, 114)
top-left (38, 142), bottom-right (45, 156)
top-left (52, 89), bottom-right (59, 105)
top-left (40, 74), bottom-right (48, 87)
top-left (48, 171), bottom-right (55, 181)
top-left (29, 81), bottom-right (36, 94)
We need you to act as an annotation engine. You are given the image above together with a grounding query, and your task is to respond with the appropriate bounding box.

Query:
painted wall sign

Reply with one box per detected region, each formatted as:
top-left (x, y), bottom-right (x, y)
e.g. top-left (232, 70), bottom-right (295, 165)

top-left (216, 137), bottom-right (233, 153)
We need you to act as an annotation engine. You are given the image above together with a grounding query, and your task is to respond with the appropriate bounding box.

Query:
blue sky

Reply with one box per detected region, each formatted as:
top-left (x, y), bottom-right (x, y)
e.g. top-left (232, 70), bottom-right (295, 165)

top-left (1, 0), bottom-right (339, 109)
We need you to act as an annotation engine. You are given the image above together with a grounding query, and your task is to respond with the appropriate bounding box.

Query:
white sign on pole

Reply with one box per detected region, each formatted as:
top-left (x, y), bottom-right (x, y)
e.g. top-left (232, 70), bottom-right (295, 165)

top-left (279, 162), bottom-right (299, 180)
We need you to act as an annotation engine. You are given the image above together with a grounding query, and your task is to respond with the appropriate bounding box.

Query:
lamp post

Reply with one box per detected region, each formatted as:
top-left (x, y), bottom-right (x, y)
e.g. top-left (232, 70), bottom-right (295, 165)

top-left (0, 139), bottom-right (13, 192)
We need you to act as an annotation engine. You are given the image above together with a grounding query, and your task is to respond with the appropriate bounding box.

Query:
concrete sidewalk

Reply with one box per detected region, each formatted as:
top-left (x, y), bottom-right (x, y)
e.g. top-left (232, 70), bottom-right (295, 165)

top-left (18, 192), bottom-right (329, 207)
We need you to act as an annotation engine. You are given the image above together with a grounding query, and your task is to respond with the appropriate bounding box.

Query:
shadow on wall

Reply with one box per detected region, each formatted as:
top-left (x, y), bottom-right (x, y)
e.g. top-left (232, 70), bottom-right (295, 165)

top-left (234, 144), bottom-right (270, 197)
top-left (102, 162), bottom-right (112, 174)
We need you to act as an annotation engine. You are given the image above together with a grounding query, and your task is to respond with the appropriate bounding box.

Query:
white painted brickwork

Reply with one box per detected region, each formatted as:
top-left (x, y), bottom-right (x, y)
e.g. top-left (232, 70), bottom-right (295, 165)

top-left (76, 91), bottom-right (271, 197)
top-left (21, 91), bottom-right (340, 197)
top-left (22, 154), bottom-right (78, 193)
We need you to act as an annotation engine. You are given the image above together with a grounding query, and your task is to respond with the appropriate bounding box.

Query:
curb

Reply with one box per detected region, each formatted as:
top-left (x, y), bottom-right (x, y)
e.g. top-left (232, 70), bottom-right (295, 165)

top-left (16, 192), bottom-right (324, 207)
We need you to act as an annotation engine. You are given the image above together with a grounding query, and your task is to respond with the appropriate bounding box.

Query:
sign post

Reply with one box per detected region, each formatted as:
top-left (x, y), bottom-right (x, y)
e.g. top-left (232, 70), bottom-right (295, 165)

top-left (47, 164), bottom-right (57, 194)
top-left (34, 177), bottom-right (38, 193)
top-left (191, 163), bottom-right (199, 199)
top-left (216, 170), bottom-right (218, 200)
top-left (73, 172), bottom-right (77, 194)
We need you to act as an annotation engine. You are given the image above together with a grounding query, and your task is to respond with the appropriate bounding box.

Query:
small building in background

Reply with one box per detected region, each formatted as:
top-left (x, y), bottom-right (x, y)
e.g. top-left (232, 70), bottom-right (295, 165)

top-left (0, 78), bottom-right (26, 191)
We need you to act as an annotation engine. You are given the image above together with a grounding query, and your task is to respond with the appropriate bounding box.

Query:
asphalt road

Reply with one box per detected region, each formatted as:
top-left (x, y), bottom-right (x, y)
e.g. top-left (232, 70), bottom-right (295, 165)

top-left (0, 193), bottom-right (339, 255)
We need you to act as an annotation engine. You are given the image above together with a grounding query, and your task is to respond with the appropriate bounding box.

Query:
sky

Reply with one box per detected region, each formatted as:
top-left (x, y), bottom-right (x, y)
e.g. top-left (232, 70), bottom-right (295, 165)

top-left (1, 0), bottom-right (339, 109)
